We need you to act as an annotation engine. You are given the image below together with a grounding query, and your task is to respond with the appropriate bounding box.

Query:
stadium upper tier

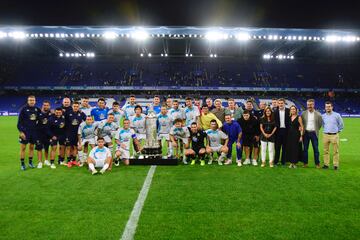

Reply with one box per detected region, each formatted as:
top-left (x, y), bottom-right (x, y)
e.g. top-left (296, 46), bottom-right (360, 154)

top-left (1, 60), bottom-right (359, 89)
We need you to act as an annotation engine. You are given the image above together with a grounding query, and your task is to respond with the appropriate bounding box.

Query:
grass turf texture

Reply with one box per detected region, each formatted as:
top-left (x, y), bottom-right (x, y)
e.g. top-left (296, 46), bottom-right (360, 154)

top-left (0, 116), bottom-right (359, 240)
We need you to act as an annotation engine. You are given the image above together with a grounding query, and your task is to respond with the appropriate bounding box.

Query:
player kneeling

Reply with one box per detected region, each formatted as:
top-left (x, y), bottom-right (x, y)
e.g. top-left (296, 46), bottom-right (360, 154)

top-left (114, 119), bottom-right (142, 166)
top-left (205, 119), bottom-right (229, 165)
top-left (87, 137), bottom-right (112, 175)
top-left (185, 122), bottom-right (207, 166)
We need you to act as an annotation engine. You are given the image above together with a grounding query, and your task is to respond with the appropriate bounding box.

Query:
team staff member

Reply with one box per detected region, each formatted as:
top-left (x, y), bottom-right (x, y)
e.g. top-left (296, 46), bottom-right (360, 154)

top-left (48, 107), bottom-right (67, 168)
top-left (322, 102), bottom-right (344, 170)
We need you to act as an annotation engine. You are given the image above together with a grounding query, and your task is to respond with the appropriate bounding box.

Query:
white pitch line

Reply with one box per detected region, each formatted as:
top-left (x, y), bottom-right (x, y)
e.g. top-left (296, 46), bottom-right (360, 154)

top-left (120, 165), bottom-right (157, 240)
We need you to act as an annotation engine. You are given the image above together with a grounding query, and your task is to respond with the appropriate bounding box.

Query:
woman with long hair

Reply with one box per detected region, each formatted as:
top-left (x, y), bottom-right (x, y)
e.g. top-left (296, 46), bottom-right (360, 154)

top-left (286, 105), bottom-right (304, 168)
top-left (260, 106), bottom-right (277, 167)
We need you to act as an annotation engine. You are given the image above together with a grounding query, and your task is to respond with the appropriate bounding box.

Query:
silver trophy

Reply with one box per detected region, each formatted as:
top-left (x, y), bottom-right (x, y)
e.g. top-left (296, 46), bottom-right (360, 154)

top-left (143, 110), bottom-right (162, 157)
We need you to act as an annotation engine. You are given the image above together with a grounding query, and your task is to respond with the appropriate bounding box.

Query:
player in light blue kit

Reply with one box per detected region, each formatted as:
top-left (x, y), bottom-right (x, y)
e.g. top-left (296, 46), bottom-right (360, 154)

top-left (108, 101), bottom-right (124, 126)
top-left (96, 113), bottom-right (119, 154)
top-left (184, 97), bottom-right (200, 127)
top-left (206, 119), bottom-right (229, 165)
top-left (170, 118), bottom-right (190, 164)
top-left (169, 100), bottom-right (185, 123)
top-left (129, 105), bottom-right (146, 158)
top-left (157, 105), bottom-right (173, 158)
top-left (77, 115), bottom-right (99, 166)
top-left (122, 95), bottom-right (137, 119)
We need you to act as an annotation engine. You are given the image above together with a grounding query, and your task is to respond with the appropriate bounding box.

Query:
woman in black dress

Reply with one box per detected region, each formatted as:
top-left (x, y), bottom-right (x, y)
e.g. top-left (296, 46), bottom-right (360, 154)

top-left (286, 105), bottom-right (304, 168)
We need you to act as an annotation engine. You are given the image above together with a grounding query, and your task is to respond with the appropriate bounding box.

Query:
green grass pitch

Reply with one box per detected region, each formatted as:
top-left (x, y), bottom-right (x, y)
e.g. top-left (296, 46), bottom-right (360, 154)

top-left (0, 116), bottom-right (359, 240)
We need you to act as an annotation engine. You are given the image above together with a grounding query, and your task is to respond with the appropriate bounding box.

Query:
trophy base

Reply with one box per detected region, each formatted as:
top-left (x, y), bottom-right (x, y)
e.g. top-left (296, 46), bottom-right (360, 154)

top-left (142, 147), bottom-right (162, 155)
top-left (129, 155), bottom-right (178, 165)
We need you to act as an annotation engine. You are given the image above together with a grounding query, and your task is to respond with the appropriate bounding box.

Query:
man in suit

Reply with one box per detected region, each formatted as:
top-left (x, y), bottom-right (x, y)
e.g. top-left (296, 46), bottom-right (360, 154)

top-left (274, 98), bottom-right (290, 166)
top-left (301, 99), bottom-right (323, 168)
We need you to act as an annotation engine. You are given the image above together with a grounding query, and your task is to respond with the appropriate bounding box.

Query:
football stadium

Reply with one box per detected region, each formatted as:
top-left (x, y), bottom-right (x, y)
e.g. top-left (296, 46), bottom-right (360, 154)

top-left (1, 2), bottom-right (360, 240)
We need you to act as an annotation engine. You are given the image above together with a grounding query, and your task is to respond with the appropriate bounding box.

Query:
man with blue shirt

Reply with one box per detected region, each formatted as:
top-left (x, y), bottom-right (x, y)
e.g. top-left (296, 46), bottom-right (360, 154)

top-left (222, 114), bottom-right (243, 166)
top-left (148, 95), bottom-right (162, 114)
top-left (322, 101), bottom-right (344, 170)
top-left (91, 98), bottom-right (109, 122)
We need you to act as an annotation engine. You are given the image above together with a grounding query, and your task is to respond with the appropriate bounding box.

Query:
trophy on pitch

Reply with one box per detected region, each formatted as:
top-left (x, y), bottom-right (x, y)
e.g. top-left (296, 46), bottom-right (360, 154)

top-left (142, 110), bottom-right (162, 157)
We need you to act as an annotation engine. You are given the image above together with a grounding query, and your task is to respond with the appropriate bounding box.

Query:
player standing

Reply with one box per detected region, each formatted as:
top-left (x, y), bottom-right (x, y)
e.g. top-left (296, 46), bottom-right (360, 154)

top-left (64, 102), bottom-right (86, 167)
top-left (91, 98), bottom-right (109, 122)
top-left (36, 100), bottom-right (52, 168)
top-left (48, 107), bottom-right (67, 168)
top-left (17, 95), bottom-right (42, 170)
top-left (77, 116), bottom-right (99, 166)
top-left (157, 105), bottom-right (173, 158)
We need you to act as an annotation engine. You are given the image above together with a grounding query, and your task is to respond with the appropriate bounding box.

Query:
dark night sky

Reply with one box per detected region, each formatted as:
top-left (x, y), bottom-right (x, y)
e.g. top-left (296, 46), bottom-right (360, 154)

top-left (0, 0), bottom-right (359, 29)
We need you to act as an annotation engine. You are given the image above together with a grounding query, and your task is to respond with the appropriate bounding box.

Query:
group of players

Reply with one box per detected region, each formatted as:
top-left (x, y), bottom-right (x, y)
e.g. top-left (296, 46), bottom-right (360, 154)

top-left (17, 94), bottom-right (316, 174)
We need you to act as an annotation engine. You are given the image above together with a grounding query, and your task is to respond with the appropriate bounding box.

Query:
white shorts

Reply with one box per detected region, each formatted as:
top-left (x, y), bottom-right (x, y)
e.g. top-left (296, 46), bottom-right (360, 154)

top-left (137, 133), bottom-right (146, 140)
top-left (94, 158), bottom-right (105, 168)
top-left (116, 146), bottom-right (130, 159)
top-left (82, 138), bottom-right (95, 146)
top-left (175, 137), bottom-right (189, 145)
top-left (158, 133), bottom-right (170, 141)
top-left (210, 145), bottom-right (223, 152)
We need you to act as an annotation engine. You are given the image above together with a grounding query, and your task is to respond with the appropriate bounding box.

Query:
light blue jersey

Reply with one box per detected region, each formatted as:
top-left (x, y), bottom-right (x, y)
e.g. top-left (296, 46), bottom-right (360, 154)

top-left (78, 121), bottom-right (99, 139)
top-left (108, 109), bottom-right (125, 125)
top-left (115, 128), bottom-right (137, 150)
top-left (157, 113), bottom-right (172, 134)
top-left (184, 106), bottom-right (200, 127)
top-left (122, 103), bottom-right (136, 119)
top-left (97, 119), bottom-right (119, 138)
top-left (205, 129), bottom-right (228, 147)
top-left (169, 108), bottom-right (185, 122)
top-left (129, 114), bottom-right (146, 134)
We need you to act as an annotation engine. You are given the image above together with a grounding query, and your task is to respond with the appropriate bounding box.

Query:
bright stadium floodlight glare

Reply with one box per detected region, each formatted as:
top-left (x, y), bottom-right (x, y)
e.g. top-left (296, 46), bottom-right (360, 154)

top-left (0, 32), bottom-right (7, 39)
top-left (103, 31), bottom-right (118, 40)
top-left (343, 36), bottom-right (356, 42)
top-left (236, 32), bottom-right (250, 41)
top-left (205, 31), bottom-right (228, 41)
top-left (325, 35), bottom-right (341, 42)
top-left (185, 53), bottom-right (189, 57)
top-left (210, 54), bottom-right (214, 58)
top-left (131, 30), bottom-right (149, 41)
top-left (140, 53), bottom-right (144, 57)
top-left (148, 53), bottom-right (152, 57)
top-left (165, 53), bottom-right (168, 57)
top-left (59, 53), bottom-right (64, 57)
top-left (11, 31), bottom-right (26, 40)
